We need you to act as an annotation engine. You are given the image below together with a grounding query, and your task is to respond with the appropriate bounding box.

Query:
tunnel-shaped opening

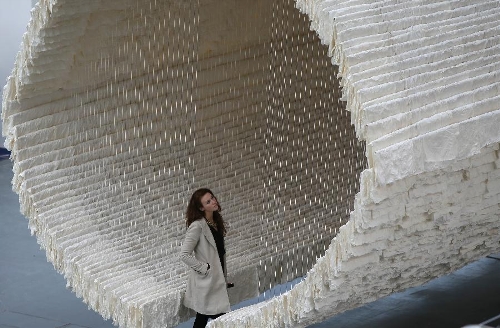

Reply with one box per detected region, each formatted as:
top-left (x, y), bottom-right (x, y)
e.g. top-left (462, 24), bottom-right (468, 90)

top-left (4, 0), bottom-right (366, 325)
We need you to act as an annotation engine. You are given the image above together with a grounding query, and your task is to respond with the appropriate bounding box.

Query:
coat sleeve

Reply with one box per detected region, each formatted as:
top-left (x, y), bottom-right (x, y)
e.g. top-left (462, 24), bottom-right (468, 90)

top-left (180, 222), bottom-right (209, 275)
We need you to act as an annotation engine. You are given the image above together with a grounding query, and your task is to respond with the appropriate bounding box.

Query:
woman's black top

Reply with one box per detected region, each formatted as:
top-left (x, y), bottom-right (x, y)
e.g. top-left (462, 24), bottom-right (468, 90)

top-left (208, 225), bottom-right (225, 272)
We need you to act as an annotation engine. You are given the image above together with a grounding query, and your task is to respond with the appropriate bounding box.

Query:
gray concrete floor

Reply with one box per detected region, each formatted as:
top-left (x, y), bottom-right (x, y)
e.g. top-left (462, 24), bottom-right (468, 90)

top-left (1, 155), bottom-right (499, 328)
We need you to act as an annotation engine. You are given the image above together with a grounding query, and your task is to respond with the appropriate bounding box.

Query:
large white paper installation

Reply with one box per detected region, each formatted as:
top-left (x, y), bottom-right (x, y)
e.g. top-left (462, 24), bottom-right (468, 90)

top-left (2, 1), bottom-right (500, 328)
top-left (2, 0), bottom-right (365, 327)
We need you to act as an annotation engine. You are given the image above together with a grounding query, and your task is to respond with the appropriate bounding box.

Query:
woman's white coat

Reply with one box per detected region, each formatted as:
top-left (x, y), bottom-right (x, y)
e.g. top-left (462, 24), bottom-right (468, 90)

top-left (180, 219), bottom-right (230, 315)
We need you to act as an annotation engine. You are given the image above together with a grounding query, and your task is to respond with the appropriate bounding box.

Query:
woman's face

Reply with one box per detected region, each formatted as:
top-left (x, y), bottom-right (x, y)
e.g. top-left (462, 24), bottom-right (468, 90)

top-left (199, 192), bottom-right (219, 213)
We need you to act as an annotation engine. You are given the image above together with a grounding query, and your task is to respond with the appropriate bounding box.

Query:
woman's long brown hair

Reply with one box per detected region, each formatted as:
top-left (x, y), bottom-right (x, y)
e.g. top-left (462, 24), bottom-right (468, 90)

top-left (186, 188), bottom-right (226, 235)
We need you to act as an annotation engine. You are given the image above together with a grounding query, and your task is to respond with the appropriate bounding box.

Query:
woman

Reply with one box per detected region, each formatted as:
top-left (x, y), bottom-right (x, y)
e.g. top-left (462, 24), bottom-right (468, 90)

top-left (180, 188), bottom-right (232, 328)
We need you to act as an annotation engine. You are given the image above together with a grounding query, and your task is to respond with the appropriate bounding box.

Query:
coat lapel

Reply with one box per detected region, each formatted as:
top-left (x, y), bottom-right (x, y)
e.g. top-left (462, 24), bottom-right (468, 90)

top-left (201, 219), bottom-right (217, 250)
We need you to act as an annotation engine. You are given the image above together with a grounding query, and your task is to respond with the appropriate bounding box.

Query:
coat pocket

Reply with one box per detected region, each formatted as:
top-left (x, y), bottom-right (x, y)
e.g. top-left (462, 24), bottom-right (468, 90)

top-left (194, 267), bottom-right (214, 290)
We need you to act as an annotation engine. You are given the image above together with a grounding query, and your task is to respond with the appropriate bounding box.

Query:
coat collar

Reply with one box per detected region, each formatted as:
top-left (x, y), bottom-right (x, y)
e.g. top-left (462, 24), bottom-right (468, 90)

top-left (201, 218), bottom-right (217, 249)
